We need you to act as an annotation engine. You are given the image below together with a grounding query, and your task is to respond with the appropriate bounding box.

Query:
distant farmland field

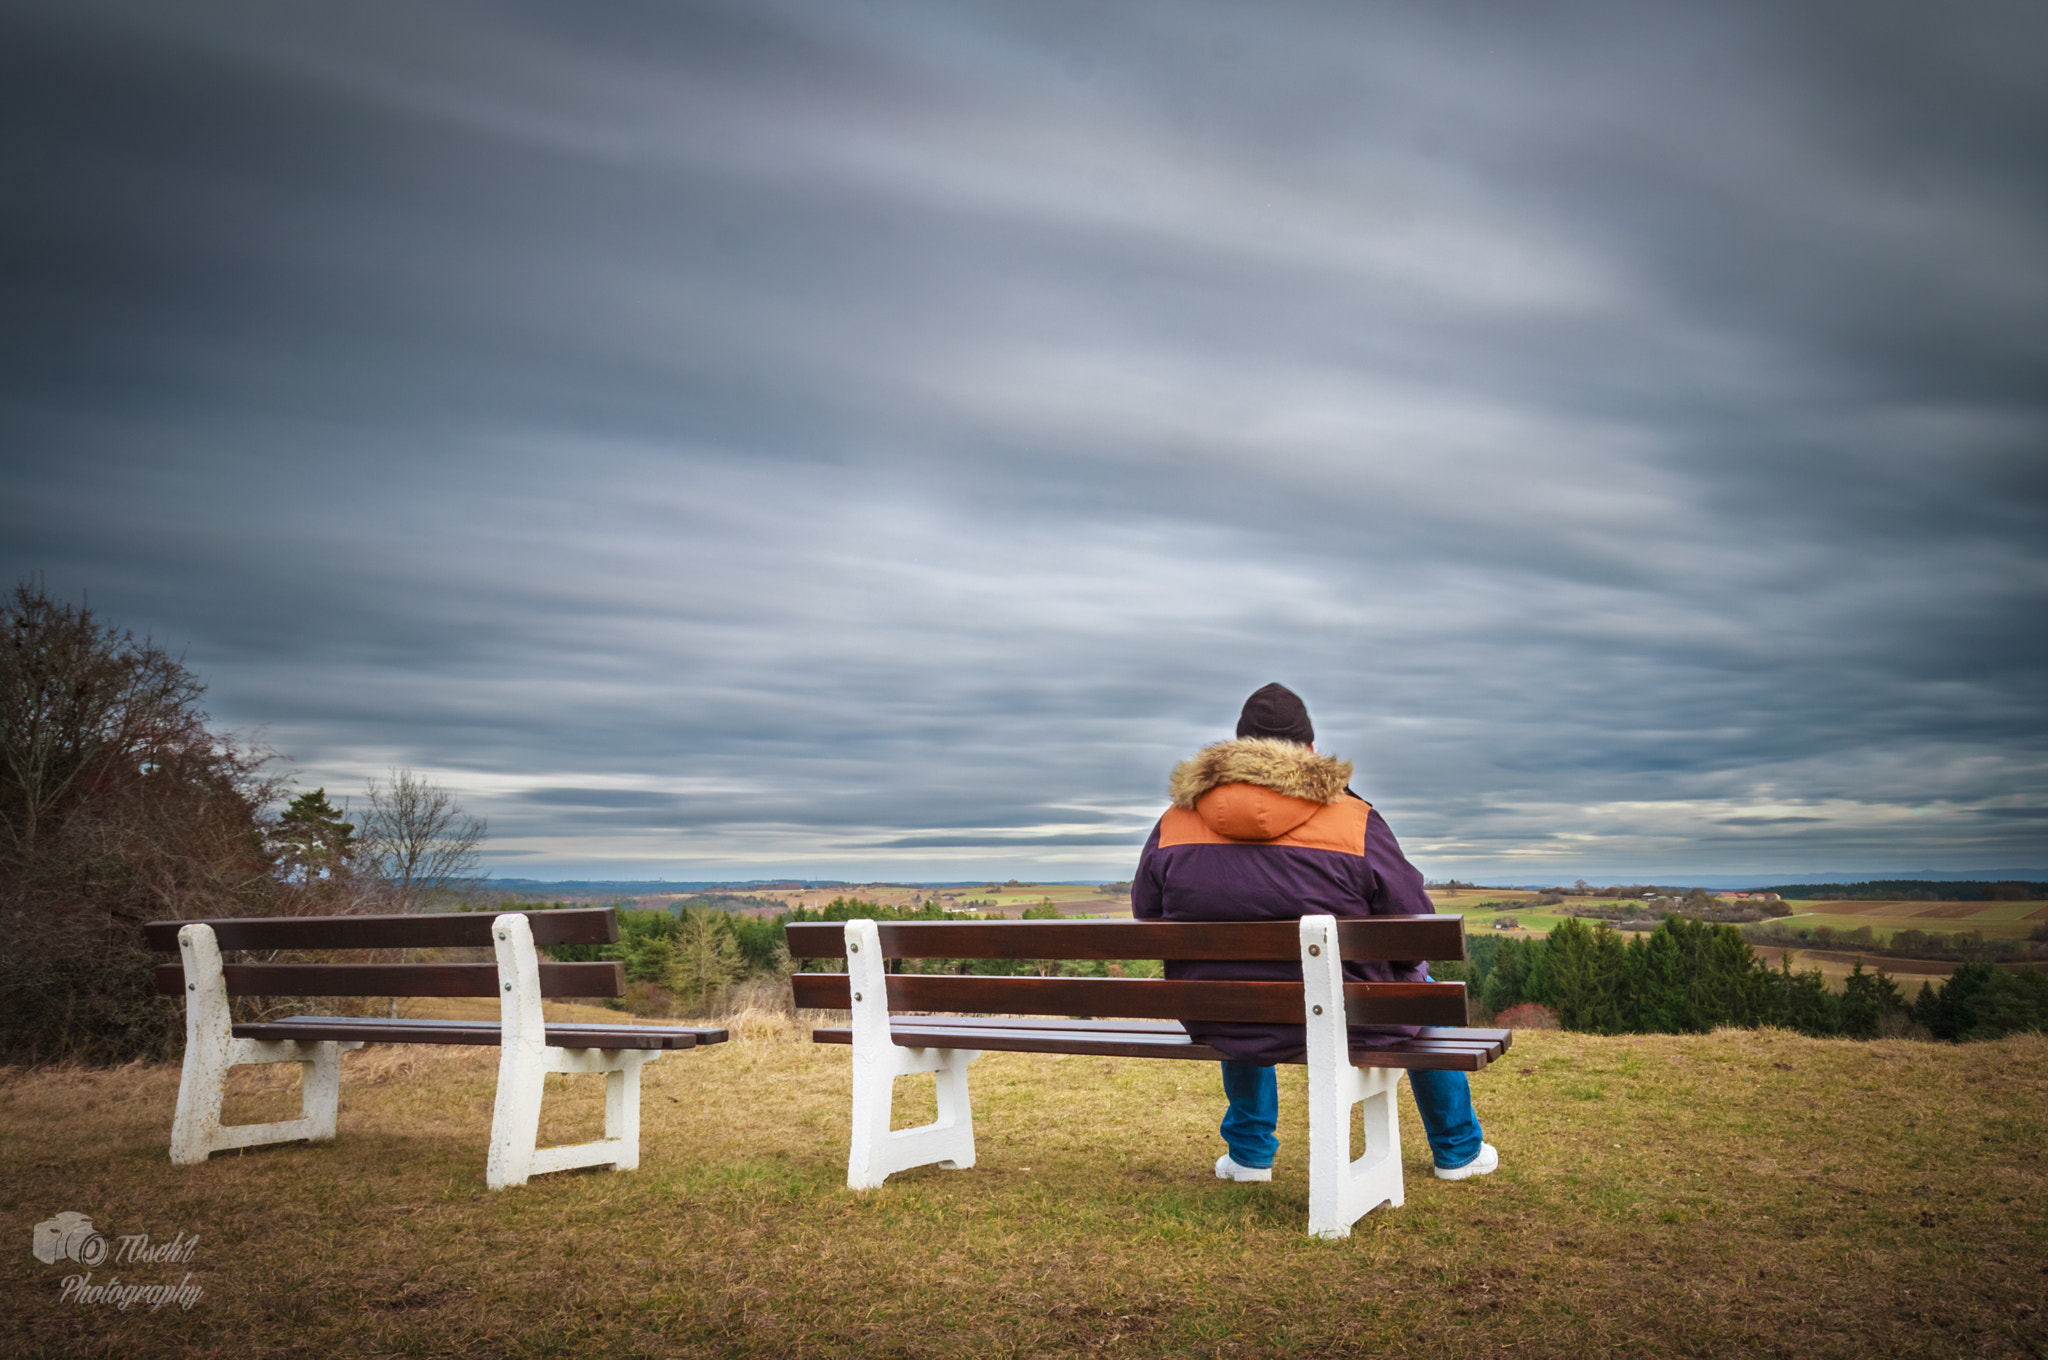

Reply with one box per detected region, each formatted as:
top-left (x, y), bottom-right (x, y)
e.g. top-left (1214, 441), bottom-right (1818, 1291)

top-left (1443, 892), bottom-right (2048, 991)
top-left (1775, 898), bottom-right (2048, 942)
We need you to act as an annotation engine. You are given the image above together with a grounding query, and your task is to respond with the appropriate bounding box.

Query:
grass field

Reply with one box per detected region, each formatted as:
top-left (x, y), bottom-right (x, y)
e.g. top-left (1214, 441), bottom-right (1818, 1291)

top-left (1770, 900), bottom-right (2048, 944)
top-left (1436, 896), bottom-right (1600, 939)
top-left (5, 1012), bottom-right (2046, 1358)
top-left (1438, 894), bottom-right (2048, 990)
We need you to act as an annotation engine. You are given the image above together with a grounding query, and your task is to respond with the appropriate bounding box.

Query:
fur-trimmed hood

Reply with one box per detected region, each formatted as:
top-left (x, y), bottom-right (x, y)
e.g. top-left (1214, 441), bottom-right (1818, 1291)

top-left (1168, 738), bottom-right (1353, 810)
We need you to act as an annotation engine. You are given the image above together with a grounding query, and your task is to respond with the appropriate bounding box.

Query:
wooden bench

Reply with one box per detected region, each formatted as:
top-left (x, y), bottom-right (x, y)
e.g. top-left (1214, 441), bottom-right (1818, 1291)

top-left (146, 908), bottom-right (727, 1188)
top-left (787, 914), bottom-right (1508, 1239)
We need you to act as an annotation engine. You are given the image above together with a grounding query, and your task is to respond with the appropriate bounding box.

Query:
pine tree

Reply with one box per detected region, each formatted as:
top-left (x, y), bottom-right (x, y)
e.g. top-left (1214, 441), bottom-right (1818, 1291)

top-left (1910, 979), bottom-right (1945, 1037)
top-left (1546, 918), bottom-right (1600, 1030)
top-left (665, 908), bottom-right (745, 1013)
top-left (1840, 960), bottom-right (1881, 1039)
top-left (1870, 967), bottom-right (1907, 1033)
top-left (1696, 922), bottom-right (1766, 1028)
top-left (1765, 952), bottom-right (1841, 1036)
top-left (1480, 938), bottom-right (1528, 1014)
top-left (1588, 924), bottom-right (1627, 1033)
top-left (274, 788), bottom-right (354, 887)
top-left (1627, 925), bottom-right (1689, 1033)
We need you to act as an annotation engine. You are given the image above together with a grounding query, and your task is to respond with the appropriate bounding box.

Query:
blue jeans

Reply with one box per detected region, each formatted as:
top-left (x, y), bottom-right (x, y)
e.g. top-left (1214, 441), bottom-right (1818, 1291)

top-left (1217, 1061), bottom-right (1485, 1170)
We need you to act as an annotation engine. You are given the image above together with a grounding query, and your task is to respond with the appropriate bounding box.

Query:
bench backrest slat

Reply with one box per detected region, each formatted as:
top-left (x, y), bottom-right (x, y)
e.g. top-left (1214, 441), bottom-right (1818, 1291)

top-left (782, 917), bottom-right (1464, 963)
top-left (789, 971), bottom-right (1469, 1026)
top-left (141, 908), bottom-right (620, 953)
top-left (153, 960), bottom-right (627, 999)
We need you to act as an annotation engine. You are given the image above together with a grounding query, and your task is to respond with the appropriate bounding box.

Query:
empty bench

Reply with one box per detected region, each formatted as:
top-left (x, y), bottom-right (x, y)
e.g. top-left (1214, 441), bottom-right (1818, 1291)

top-left (788, 914), bottom-right (1508, 1239)
top-left (146, 908), bottom-right (727, 1189)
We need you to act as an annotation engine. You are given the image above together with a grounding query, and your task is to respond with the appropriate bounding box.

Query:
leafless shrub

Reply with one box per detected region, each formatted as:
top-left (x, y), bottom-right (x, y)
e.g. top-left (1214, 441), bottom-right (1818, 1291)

top-left (1, 579), bottom-right (283, 1063)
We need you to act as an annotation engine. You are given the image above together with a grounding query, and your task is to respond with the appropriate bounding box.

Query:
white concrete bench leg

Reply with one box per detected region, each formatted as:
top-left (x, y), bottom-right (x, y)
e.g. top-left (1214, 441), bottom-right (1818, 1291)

top-left (169, 924), bottom-right (363, 1165)
top-left (487, 914), bottom-right (665, 1190)
top-left (1300, 915), bottom-right (1408, 1239)
top-left (844, 918), bottom-right (981, 1190)
top-left (604, 1052), bottom-right (642, 1169)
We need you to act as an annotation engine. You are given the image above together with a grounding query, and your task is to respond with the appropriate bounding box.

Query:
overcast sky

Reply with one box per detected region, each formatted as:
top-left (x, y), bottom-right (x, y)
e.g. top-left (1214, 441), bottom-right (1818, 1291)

top-left (4, 0), bottom-right (2045, 883)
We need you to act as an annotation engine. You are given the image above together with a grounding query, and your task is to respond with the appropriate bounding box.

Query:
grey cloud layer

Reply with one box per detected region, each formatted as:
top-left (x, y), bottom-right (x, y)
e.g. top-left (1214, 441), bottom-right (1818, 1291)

top-left (3, 0), bottom-right (2044, 879)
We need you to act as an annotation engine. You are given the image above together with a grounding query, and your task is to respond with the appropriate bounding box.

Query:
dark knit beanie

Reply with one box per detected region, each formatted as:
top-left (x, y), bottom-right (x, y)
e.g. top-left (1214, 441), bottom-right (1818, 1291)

top-left (1235, 683), bottom-right (1314, 746)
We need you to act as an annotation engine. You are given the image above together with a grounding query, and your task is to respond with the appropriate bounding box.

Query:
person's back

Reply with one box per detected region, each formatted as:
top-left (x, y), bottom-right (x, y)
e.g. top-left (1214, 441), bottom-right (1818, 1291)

top-left (1134, 734), bottom-right (1433, 1064)
top-left (1133, 683), bottom-right (1499, 1183)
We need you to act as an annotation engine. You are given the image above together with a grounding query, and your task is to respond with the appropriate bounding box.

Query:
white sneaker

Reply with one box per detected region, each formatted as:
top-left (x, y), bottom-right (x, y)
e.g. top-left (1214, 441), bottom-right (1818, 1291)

top-left (1434, 1142), bottom-right (1499, 1181)
top-left (1215, 1153), bottom-right (1272, 1182)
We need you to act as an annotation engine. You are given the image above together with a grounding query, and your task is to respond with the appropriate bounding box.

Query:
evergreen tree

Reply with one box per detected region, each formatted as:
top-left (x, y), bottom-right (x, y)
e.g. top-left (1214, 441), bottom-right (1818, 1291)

top-left (1480, 937), bottom-right (1528, 1014)
top-left (728, 913), bottom-right (790, 974)
top-left (1840, 960), bottom-right (1881, 1038)
top-left (1546, 918), bottom-right (1601, 1029)
top-left (1955, 967), bottom-right (2048, 1040)
top-left (1587, 924), bottom-right (1627, 1033)
top-left (1696, 921), bottom-right (1767, 1028)
top-left (1837, 960), bottom-right (1910, 1039)
top-left (1870, 968), bottom-right (1906, 1032)
top-left (1522, 930), bottom-right (1557, 1007)
top-left (1764, 952), bottom-right (1841, 1036)
top-left (612, 910), bottom-right (681, 983)
top-left (273, 788), bottom-right (354, 886)
top-left (1625, 925), bottom-right (1689, 1033)
top-left (665, 908), bottom-right (745, 1013)
top-left (1462, 933), bottom-right (1505, 991)
top-left (1910, 980), bottom-right (1944, 1036)
top-left (1913, 964), bottom-right (2048, 1042)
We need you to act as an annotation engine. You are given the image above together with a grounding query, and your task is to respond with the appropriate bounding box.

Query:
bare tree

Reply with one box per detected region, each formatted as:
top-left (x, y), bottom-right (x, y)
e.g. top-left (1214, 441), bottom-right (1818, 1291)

top-left (3, 579), bottom-right (210, 865)
top-left (356, 770), bottom-right (487, 913)
top-left (2, 578), bottom-right (282, 1064)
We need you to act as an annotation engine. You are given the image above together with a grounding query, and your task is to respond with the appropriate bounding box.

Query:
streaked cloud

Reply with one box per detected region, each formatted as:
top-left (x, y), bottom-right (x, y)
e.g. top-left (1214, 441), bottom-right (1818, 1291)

top-left (3, 0), bottom-right (2043, 881)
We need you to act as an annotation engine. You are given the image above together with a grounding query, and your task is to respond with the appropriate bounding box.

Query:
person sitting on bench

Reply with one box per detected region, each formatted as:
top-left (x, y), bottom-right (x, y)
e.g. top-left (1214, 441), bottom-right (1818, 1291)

top-left (1134, 682), bottom-right (1499, 1184)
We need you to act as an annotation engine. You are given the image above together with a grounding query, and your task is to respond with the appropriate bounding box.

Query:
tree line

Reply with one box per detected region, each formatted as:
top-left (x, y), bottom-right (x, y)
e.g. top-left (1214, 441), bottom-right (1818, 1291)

top-left (1744, 918), bottom-right (2048, 966)
top-left (1448, 916), bottom-right (2048, 1042)
top-left (1760, 880), bottom-right (2047, 902)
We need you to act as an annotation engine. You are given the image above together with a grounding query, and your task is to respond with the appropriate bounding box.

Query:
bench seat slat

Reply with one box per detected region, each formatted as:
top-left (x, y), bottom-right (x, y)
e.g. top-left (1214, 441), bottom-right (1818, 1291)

top-left (791, 971), bottom-right (1468, 1026)
top-left (143, 908), bottom-right (620, 952)
top-left (816, 1025), bottom-right (1231, 1062)
top-left (871, 1031), bottom-right (1509, 1062)
top-left (810, 1021), bottom-right (1510, 1070)
top-left (231, 1015), bottom-right (727, 1051)
top-left (876, 1015), bottom-right (1512, 1051)
top-left (887, 1015), bottom-right (1199, 1035)
top-left (155, 961), bottom-right (627, 999)
top-left (784, 916), bottom-right (1464, 963)
top-left (812, 1017), bottom-right (1511, 1046)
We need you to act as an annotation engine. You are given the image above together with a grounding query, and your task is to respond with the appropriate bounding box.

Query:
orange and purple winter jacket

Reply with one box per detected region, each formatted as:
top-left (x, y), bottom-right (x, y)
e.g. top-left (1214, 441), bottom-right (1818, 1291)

top-left (1132, 738), bottom-right (1437, 1065)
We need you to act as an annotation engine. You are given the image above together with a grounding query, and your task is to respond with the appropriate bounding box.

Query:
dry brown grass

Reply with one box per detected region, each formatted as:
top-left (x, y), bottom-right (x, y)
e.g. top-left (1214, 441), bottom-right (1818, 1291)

top-left (3, 1019), bottom-right (2045, 1358)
